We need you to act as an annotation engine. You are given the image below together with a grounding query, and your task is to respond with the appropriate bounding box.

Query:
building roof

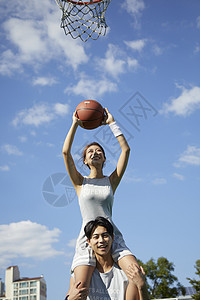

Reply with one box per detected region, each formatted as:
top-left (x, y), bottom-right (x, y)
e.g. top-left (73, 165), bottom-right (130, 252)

top-left (6, 266), bottom-right (18, 270)
top-left (183, 287), bottom-right (196, 296)
top-left (13, 277), bottom-right (43, 282)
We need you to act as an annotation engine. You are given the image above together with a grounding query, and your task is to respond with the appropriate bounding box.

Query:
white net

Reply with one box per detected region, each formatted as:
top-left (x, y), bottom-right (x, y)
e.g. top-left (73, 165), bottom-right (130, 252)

top-left (55, 0), bottom-right (112, 42)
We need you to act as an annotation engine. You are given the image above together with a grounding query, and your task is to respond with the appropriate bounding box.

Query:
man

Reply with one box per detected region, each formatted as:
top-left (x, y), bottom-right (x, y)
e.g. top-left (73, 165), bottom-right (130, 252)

top-left (65, 217), bottom-right (149, 300)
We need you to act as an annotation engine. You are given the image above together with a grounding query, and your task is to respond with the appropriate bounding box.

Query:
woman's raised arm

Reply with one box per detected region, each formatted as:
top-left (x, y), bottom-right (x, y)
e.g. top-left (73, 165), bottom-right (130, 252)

top-left (106, 109), bottom-right (130, 194)
top-left (63, 113), bottom-right (83, 193)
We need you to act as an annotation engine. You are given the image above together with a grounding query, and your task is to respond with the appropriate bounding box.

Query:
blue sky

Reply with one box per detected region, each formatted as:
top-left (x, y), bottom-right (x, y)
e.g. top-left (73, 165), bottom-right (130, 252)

top-left (0, 0), bottom-right (200, 299)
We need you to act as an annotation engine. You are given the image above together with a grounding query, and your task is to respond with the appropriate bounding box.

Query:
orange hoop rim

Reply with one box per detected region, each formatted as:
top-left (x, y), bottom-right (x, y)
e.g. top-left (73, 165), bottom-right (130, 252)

top-left (66, 0), bottom-right (103, 5)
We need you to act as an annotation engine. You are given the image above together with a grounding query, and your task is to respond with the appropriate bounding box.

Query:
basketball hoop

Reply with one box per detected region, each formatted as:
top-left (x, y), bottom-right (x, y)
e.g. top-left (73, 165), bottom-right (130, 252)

top-left (55, 0), bottom-right (112, 42)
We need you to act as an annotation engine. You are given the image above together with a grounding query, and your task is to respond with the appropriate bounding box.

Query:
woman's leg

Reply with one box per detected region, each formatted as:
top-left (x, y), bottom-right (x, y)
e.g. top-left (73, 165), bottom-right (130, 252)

top-left (73, 265), bottom-right (95, 300)
top-left (118, 254), bottom-right (139, 270)
top-left (118, 255), bottom-right (140, 300)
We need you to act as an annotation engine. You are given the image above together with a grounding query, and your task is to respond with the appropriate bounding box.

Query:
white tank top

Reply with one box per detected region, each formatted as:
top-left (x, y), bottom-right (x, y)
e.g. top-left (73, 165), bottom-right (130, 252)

top-left (73, 176), bottom-right (131, 264)
top-left (79, 176), bottom-right (114, 226)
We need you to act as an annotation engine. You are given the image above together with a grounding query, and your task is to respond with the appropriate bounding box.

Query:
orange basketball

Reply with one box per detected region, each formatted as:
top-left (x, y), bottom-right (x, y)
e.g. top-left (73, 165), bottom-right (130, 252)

top-left (75, 100), bottom-right (104, 130)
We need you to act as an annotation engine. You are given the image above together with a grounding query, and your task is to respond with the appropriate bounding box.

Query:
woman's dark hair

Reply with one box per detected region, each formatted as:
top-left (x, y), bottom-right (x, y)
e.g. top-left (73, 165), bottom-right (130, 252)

top-left (84, 217), bottom-right (113, 240)
top-left (82, 142), bottom-right (106, 169)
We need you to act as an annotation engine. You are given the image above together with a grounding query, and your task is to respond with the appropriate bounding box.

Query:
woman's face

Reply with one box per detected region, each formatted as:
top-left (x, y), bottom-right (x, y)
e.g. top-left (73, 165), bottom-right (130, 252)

top-left (84, 145), bottom-right (106, 168)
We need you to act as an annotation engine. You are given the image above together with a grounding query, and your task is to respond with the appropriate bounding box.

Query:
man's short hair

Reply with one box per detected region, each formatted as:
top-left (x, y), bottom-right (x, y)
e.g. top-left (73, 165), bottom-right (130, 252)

top-left (84, 217), bottom-right (114, 240)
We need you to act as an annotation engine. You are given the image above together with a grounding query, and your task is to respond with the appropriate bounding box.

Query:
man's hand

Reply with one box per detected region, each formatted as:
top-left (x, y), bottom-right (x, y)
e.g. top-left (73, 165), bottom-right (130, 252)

top-left (67, 281), bottom-right (89, 300)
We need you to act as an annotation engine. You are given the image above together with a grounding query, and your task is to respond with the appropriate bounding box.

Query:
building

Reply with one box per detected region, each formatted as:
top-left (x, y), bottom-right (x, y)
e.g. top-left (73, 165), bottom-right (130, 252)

top-left (0, 266), bottom-right (47, 300)
top-left (0, 280), bottom-right (5, 297)
top-left (156, 287), bottom-right (196, 300)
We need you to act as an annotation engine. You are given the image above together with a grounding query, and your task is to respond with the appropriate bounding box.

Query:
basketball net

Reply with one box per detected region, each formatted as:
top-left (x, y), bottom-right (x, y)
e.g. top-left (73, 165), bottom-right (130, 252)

top-left (55, 0), bottom-right (112, 42)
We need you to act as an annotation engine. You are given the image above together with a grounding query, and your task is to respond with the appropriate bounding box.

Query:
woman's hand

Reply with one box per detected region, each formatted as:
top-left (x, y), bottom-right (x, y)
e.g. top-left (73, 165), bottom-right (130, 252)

top-left (126, 265), bottom-right (150, 300)
top-left (72, 112), bottom-right (83, 127)
top-left (102, 107), bottom-right (115, 125)
top-left (67, 281), bottom-right (88, 300)
top-left (126, 264), bottom-right (146, 289)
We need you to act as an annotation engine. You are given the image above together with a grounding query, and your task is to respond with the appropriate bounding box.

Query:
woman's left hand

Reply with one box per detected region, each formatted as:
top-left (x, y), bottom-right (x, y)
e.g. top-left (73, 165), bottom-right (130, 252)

top-left (126, 264), bottom-right (146, 289)
top-left (102, 108), bottom-right (115, 125)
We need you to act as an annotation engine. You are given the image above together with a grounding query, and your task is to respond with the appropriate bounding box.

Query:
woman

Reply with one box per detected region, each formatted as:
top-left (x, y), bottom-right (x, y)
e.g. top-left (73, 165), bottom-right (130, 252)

top-left (63, 108), bottom-right (139, 300)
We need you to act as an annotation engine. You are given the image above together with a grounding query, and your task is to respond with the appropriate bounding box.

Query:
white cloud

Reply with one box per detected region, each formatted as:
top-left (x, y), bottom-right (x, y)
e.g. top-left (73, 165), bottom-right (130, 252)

top-left (32, 76), bottom-right (58, 86)
top-left (0, 50), bottom-right (23, 76)
top-left (0, 0), bottom-right (54, 20)
top-left (127, 57), bottom-right (139, 70)
top-left (0, 220), bottom-right (63, 268)
top-left (96, 44), bottom-right (126, 79)
top-left (124, 39), bottom-right (163, 56)
top-left (35, 141), bottom-right (55, 148)
top-left (1, 144), bottom-right (23, 156)
top-left (65, 74), bottom-right (117, 98)
top-left (1, 18), bottom-right (52, 76)
top-left (0, 0), bottom-right (88, 76)
top-left (13, 104), bottom-right (54, 127)
top-left (96, 44), bottom-right (139, 79)
top-left (54, 103), bottom-right (70, 116)
top-left (30, 130), bottom-right (37, 136)
top-left (124, 39), bottom-right (146, 52)
top-left (175, 146), bottom-right (200, 167)
top-left (18, 136), bottom-right (27, 143)
top-left (122, 0), bottom-right (145, 16)
top-left (161, 85), bottom-right (200, 116)
top-left (152, 45), bottom-right (163, 56)
top-left (45, 11), bottom-right (88, 70)
top-left (5, 19), bottom-right (48, 60)
top-left (152, 178), bottom-right (167, 185)
top-left (46, 143), bottom-right (55, 148)
top-left (0, 165), bottom-right (10, 172)
top-left (67, 239), bottom-right (77, 248)
top-left (197, 16), bottom-right (200, 29)
top-left (96, 44), bottom-right (140, 78)
top-left (125, 175), bottom-right (144, 183)
top-left (122, 0), bottom-right (145, 28)
top-left (194, 44), bottom-right (200, 54)
top-left (173, 173), bottom-right (185, 181)
top-left (12, 102), bottom-right (70, 127)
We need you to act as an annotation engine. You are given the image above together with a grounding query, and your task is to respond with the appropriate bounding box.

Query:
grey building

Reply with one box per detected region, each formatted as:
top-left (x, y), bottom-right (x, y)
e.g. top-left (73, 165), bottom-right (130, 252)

top-left (0, 266), bottom-right (46, 300)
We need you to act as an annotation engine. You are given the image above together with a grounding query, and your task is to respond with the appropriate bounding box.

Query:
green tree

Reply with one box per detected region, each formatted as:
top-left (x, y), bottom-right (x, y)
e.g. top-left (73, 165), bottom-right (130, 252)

top-left (187, 260), bottom-right (200, 300)
top-left (138, 257), bottom-right (185, 299)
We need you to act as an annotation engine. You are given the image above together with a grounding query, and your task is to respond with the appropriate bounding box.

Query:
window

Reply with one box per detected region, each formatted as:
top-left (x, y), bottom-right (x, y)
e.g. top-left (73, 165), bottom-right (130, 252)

top-left (30, 296), bottom-right (37, 300)
top-left (30, 281), bottom-right (37, 287)
top-left (19, 282), bottom-right (28, 288)
top-left (14, 283), bottom-right (18, 288)
top-left (14, 290), bottom-right (18, 295)
top-left (19, 297), bottom-right (28, 300)
top-left (30, 288), bottom-right (37, 294)
top-left (19, 289), bottom-right (28, 295)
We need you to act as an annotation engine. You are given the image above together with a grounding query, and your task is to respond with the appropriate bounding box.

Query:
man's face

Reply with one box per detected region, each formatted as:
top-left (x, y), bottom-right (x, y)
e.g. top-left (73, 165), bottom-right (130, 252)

top-left (88, 226), bottom-right (113, 257)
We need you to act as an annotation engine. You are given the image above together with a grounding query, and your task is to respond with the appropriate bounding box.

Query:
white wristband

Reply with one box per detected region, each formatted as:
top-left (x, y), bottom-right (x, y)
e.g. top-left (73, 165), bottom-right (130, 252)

top-left (109, 121), bottom-right (123, 137)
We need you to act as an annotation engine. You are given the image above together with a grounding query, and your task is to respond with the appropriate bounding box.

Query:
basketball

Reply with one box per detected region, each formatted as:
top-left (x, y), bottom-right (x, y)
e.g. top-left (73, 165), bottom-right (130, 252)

top-left (75, 100), bottom-right (104, 130)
